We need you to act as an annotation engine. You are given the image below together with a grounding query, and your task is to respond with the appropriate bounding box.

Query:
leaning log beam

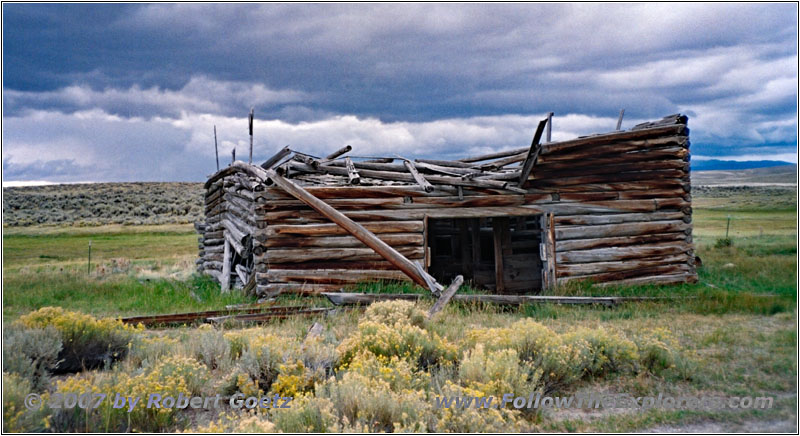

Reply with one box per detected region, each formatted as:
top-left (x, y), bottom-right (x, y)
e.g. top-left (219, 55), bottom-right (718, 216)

top-left (403, 160), bottom-right (434, 192)
top-left (265, 168), bottom-right (441, 292)
top-left (518, 118), bottom-right (549, 186)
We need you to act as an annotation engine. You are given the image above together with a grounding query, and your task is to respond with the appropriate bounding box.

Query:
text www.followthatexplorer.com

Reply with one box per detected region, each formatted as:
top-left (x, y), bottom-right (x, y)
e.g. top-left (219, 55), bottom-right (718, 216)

top-left (433, 393), bottom-right (774, 410)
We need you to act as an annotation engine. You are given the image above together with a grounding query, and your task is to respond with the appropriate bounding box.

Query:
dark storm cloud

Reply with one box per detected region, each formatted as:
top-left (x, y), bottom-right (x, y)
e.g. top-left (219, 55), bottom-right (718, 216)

top-left (2, 3), bottom-right (797, 182)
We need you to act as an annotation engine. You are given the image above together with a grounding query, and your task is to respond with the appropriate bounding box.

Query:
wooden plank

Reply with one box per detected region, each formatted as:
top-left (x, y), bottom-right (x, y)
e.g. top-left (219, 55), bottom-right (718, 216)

top-left (518, 118), bottom-right (549, 185)
top-left (403, 160), bottom-right (434, 192)
top-left (427, 275), bottom-right (464, 319)
top-left (345, 157), bottom-right (361, 185)
top-left (220, 239), bottom-right (231, 292)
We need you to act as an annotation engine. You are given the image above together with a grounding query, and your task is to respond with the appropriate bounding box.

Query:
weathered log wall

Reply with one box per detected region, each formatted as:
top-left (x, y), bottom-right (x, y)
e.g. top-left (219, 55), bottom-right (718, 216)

top-left (197, 114), bottom-right (696, 297)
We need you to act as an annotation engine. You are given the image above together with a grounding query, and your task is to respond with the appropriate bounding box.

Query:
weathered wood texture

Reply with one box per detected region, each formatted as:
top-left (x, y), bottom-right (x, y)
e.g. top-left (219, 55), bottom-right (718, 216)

top-left (195, 114), bottom-right (696, 296)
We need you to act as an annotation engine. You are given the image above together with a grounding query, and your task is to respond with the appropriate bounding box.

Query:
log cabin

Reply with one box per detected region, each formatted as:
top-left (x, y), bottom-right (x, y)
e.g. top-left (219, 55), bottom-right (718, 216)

top-left (195, 114), bottom-right (697, 298)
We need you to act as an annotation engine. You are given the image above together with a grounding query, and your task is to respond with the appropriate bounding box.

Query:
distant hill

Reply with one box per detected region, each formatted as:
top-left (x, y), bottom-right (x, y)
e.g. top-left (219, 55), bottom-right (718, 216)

top-left (690, 160), bottom-right (794, 171)
top-left (692, 164), bottom-right (797, 186)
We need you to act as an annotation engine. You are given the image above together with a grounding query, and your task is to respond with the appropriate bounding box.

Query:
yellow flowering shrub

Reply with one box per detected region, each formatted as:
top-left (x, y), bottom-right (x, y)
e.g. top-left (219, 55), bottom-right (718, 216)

top-left (432, 381), bottom-right (523, 433)
top-left (3, 372), bottom-right (49, 432)
top-left (362, 300), bottom-right (427, 328)
top-left (562, 327), bottom-right (639, 376)
top-left (463, 319), bottom-right (666, 394)
top-left (128, 334), bottom-right (179, 367)
top-left (316, 371), bottom-right (429, 432)
top-left (272, 360), bottom-right (312, 397)
top-left (338, 320), bottom-right (457, 370)
top-left (271, 395), bottom-right (341, 432)
top-left (459, 345), bottom-right (541, 397)
top-left (15, 307), bottom-right (141, 373)
top-left (231, 332), bottom-right (290, 392)
top-left (347, 350), bottom-right (430, 391)
top-left (52, 355), bottom-right (208, 432)
top-left (634, 328), bottom-right (690, 377)
top-left (188, 411), bottom-right (276, 433)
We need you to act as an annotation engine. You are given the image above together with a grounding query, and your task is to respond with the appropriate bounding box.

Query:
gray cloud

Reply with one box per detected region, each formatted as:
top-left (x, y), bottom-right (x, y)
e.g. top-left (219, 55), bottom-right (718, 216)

top-left (2, 3), bottom-right (797, 183)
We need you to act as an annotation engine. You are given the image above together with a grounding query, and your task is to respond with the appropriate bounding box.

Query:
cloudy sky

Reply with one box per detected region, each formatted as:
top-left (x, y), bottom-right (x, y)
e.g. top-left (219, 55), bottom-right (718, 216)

top-left (2, 3), bottom-right (797, 183)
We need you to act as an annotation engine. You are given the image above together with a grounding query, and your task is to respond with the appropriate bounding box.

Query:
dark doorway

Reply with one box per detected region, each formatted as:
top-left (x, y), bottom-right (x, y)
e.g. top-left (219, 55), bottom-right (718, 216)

top-left (427, 215), bottom-right (543, 294)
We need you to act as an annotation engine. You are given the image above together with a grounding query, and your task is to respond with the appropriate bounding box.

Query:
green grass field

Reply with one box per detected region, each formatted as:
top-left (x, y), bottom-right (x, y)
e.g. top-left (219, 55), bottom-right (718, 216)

top-left (2, 186), bottom-right (796, 432)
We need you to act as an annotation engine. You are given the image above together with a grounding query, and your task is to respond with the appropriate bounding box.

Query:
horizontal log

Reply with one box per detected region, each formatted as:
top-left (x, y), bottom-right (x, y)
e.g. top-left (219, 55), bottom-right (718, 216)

top-left (203, 260), bottom-right (223, 270)
top-left (556, 242), bottom-right (691, 264)
top-left (203, 237), bottom-right (224, 246)
top-left (205, 245), bottom-right (224, 254)
top-left (554, 211), bottom-right (686, 226)
top-left (224, 192), bottom-right (254, 213)
top-left (256, 283), bottom-right (346, 297)
top-left (555, 220), bottom-right (689, 240)
top-left (555, 232), bottom-right (689, 252)
top-left (596, 272), bottom-right (697, 287)
top-left (264, 233), bottom-right (424, 248)
top-left (259, 260), bottom-right (409, 270)
top-left (559, 264), bottom-right (693, 285)
top-left (257, 269), bottom-right (410, 284)
top-left (527, 169), bottom-right (688, 188)
top-left (222, 219), bottom-right (248, 243)
top-left (322, 293), bottom-right (688, 306)
top-left (532, 160), bottom-right (689, 180)
top-left (536, 146), bottom-right (689, 170)
top-left (224, 231), bottom-right (245, 256)
top-left (257, 193), bottom-right (555, 212)
top-left (260, 246), bottom-right (425, 263)
top-left (557, 254), bottom-right (690, 277)
top-left (541, 125), bottom-right (686, 155)
top-left (527, 180), bottom-right (690, 194)
top-left (257, 185), bottom-right (456, 200)
top-left (267, 221), bottom-right (423, 236)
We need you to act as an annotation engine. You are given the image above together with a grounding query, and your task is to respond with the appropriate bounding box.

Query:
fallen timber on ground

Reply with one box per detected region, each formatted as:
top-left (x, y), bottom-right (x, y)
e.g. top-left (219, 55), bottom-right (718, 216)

top-left (119, 305), bottom-right (329, 326)
top-left (322, 292), bottom-right (691, 307)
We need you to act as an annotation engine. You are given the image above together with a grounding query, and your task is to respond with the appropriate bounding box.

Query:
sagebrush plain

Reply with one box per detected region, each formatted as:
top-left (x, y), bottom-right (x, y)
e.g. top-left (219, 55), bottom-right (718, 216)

top-left (2, 183), bottom-right (796, 432)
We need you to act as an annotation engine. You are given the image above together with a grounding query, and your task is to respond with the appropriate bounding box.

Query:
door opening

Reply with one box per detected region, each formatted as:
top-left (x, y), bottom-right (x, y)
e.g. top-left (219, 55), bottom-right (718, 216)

top-left (427, 215), bottom-right (544, 294)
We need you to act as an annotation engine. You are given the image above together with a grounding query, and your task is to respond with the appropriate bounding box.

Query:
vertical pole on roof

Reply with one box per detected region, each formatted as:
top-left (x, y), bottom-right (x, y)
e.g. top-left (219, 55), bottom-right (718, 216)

top-left (213, 125), bottom-right (219, 171)
top-left (616, 109), bottom-right (625, 131)
top-left (546, 112), bottom-right (553, 143)
top-left (232, 148), bottom-right (235, 164)
top-left (248, 107), bottom-right (254, 164)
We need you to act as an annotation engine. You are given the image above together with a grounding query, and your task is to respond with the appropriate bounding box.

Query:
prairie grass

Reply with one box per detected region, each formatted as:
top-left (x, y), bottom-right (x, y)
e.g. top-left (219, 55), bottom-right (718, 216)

top-left (1, 185), bottom-right (796, 432)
